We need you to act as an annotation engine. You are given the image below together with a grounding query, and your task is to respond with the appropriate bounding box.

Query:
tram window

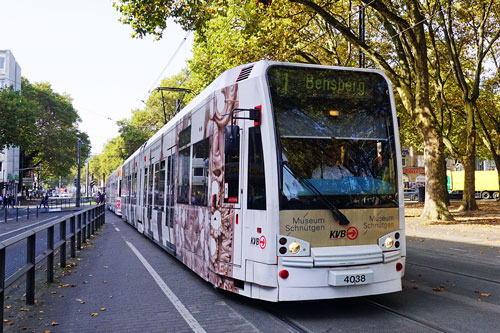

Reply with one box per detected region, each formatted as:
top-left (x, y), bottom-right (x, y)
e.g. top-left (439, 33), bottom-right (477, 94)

top-left (248, 127), bottom-right (266, 210)
top-left (179, 126), bottom-right (191, 148)
top-left (132, 171), bottom-right (137, 205)
top-left (148, 165), bottom-right (153, 207)
top-left (177, 147), bottom-right (190, 204)
top-left (191, 138), bottom-right (209, 206)
top-left (154, 162), bottom-right (164, 211)
top-left (143, 168), bottom-right (148, 205)
top-left (224, 149), bottom-right (240, 204)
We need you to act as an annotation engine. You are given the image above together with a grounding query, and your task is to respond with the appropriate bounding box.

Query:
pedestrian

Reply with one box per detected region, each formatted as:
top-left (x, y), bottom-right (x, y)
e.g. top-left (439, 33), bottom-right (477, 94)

top-left (97, 191), bottom-right (102, 204)
top-left (0, 195), bottom-right (3, 207)
top-left (44, 193), bottom-right (49, 210)
top-left (39, 194), bottom-right (45, 209)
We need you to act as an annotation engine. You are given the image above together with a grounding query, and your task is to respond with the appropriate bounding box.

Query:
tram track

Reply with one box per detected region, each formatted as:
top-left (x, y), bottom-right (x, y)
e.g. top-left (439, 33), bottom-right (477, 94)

top-left (406, 261), bottom-right (500, 285)
top-left (362, 299), bottom-right (454, 333)
top-left (264, 307), bottom-right (314, 333)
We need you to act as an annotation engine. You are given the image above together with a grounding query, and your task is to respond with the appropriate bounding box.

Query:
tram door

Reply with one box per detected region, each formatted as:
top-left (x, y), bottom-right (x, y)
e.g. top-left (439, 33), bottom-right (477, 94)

top-left (222, 126), bottom-right (244, 267)
top-left (164, 147), bottom-right (176, 249)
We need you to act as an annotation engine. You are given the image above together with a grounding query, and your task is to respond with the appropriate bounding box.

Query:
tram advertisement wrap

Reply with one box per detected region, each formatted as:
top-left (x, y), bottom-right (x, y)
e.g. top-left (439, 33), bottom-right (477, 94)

top-left (279, 208), bottom-right (399, 247)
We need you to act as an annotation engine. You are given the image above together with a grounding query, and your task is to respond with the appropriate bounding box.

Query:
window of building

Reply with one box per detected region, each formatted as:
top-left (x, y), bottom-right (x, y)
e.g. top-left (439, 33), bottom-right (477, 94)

top-left (247, 127), bottom-right (266, 210)
top-left (401, 157), bottom-right (406, 167)
top-left (191, 138), bottom-right (209, 206)
top-left (0, 57), bottom-right (5, 70)
top-left (177, 147), bottom-right (190, 204)
top-left (417, 155), bottom-right (424, 168)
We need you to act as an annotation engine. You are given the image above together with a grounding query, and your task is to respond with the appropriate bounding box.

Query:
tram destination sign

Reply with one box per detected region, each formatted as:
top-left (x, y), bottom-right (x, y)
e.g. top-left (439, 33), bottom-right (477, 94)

top-left (268, 65), bottom-right (388, 99)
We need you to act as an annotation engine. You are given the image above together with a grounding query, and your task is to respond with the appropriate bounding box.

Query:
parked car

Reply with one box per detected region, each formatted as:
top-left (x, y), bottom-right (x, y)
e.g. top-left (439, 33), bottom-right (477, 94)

top-left (404, 188), bottom-right (419, 201)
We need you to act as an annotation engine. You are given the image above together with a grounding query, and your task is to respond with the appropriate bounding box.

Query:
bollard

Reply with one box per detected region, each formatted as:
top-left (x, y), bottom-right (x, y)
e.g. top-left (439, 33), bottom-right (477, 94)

top-left (27, 206), bottom-right (30, 220)
top-left (16, 207), bottom-right (18, 221)
top-left (36, 206), bottom-right (38, 218)
top-left (4, 207), bottom-right (6, 223)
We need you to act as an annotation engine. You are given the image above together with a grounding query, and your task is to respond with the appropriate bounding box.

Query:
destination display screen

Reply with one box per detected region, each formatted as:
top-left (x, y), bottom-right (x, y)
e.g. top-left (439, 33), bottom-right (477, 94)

top-left (267, 65), bottom-right (389, 100)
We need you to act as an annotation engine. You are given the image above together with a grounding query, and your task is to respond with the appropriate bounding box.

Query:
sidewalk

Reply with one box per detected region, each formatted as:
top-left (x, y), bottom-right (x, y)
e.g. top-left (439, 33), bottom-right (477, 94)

top-left (3, 212), bottom-right (197, 332)
top-left (405, 201), bottom-right (500, 247)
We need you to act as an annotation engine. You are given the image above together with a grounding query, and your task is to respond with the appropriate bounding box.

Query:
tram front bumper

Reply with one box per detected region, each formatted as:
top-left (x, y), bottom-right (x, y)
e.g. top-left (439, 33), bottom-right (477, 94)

top-left (277, 257), bottom-right (405, 301)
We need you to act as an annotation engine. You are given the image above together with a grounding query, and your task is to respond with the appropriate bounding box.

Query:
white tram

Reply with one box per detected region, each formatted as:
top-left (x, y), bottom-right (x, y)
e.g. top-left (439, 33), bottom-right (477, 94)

top-left (106, 168), bottom-right (122, 216)
top-left (107, 61), bottom-right (405, 302)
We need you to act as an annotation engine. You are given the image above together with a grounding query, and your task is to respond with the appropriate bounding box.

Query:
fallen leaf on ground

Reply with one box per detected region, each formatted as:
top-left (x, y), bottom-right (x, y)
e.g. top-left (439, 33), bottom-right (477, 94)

top-left (475, 289), bottom-right (480, 293)
top-left (4, 305), bottom-right (12, 309)
top-left (412, 286), bottom-right (419, 289)
top-left (43, 330), bottom-right (51, 333)
top-left (7, 322), bottom-right (14, 326)
top-left (410, 280), bottom-right (415, 283)
top-left (481, 293), bottom-right (491, 297)
top-left (19, 308), bottom-right (29, 312)
top-left (51, 321), bottom-right (59, 326)
top-left (91, 313), bottom-right (98, 317)
top-left (103, 281), bottom-right (107, 284)
top-left (432, 287), bottom-right (444, 292)
top-left (100, 307), bottom-right (106, 311)
top-left (21, 326), bottom-right (27, 330)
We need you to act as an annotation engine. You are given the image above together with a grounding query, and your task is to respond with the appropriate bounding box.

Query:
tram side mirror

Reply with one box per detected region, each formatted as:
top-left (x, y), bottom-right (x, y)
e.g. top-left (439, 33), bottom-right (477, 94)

top-left (225, 125), bottom-right (240, 156)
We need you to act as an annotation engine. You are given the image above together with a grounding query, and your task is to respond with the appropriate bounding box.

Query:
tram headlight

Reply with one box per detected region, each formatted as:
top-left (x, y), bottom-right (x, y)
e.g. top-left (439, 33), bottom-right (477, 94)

top-left (289, 241), bottom-right (301, 254)
top-left (384, 237), bottom-right (394, 249)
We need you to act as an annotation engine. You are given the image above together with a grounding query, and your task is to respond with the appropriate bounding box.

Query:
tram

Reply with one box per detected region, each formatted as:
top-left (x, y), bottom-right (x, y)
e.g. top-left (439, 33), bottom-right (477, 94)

top-left (106, 168), bottom-right (122, 216)
top-left (107, 61), bottom-right (405, 302)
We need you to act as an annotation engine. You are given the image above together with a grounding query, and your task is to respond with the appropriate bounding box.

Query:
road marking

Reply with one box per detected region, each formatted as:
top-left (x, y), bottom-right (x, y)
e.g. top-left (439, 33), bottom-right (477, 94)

top-left (449, 248), bottom-right (468, 252)
top-left (125, 241), bottom-right (206, 333)
top-left (0, 215), bottom-right (62, 237)
top-left (115, 227), bottom-right (120, 232)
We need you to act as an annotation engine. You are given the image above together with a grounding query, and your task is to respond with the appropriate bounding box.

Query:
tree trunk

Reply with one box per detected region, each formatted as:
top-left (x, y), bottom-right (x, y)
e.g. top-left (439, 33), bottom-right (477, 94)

top-left (419, 126), bottom-right (453, 220)
top-left (459, 101), bottom-right (479, 211)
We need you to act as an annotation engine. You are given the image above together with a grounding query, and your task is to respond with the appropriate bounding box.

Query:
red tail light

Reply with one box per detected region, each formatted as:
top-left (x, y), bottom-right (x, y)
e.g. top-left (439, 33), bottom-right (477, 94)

top-left (279, 270), bottom-right (289, 279)
top-left (396, 262), bottom-right (403, 272)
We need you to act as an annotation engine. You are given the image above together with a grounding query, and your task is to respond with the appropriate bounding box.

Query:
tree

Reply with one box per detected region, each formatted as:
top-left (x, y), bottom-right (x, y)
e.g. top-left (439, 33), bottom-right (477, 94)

top-left (21, 79), bottom-right (91, 179)
top-left (0, 87), bottom-right (37, 149)
top-left (432, 0), bottom-right (500, 210)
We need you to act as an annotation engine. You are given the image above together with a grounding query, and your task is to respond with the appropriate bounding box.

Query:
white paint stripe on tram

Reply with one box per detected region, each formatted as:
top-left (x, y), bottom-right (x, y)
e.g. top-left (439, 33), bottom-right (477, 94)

top-left (125, 241), bottom-right (206, 333)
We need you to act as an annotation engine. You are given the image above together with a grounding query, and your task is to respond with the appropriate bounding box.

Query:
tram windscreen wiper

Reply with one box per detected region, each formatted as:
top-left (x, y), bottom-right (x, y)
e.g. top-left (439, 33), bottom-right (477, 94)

top-left (282, 161), bottom-right (350, 226)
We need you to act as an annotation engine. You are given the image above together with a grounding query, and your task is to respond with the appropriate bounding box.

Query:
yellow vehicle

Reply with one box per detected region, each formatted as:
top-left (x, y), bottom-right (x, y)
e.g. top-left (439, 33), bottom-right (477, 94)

top-left (447, 170), bottom-right (500, 200)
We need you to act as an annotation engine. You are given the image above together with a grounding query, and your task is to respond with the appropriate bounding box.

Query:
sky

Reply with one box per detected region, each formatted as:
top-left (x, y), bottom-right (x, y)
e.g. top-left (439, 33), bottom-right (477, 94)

top-left (0, 0), bottom-right (193, 155)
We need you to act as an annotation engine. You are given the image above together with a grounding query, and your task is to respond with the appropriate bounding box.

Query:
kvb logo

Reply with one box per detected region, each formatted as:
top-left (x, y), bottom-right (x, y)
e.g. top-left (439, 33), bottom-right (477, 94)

top-left (250, 236), bottom-right (267, 249)
top-left (330, 227), bottom-right (358, 240)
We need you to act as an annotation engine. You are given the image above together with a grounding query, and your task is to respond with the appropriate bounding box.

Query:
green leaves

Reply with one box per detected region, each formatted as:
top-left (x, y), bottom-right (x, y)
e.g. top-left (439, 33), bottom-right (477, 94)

top-left (0, 87), bottom-right (37, 150)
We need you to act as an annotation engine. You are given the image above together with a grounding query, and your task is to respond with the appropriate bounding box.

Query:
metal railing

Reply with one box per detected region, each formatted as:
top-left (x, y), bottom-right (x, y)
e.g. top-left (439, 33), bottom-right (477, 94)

top-left (0, 204), bottom-right (105, 331)
top-left (0, 197), bottom-right (98, 223)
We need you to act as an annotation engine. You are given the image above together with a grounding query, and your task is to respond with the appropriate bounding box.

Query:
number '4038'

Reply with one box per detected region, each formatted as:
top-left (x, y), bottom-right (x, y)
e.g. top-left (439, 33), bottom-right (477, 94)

top-left (344, 275), bottom-right (366, 284)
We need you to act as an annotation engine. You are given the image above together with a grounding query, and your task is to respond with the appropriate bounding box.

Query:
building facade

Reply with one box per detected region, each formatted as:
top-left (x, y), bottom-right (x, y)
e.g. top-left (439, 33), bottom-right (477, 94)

top-left (0, 50), bottom-right (22, 196)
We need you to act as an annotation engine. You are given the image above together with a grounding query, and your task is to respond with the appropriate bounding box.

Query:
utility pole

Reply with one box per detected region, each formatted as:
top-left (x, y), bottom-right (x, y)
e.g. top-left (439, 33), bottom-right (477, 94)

top-left (86, 162), bottom-right (89, 199)
top-left (359, 6), bottom-right (366, 68)
top-left (76, 139), bottom-right (81, 207)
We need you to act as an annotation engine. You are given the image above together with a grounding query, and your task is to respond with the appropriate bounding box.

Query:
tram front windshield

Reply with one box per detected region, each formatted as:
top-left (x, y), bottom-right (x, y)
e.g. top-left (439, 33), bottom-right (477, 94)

top-left (267, 65), bottom-right (398, 209)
